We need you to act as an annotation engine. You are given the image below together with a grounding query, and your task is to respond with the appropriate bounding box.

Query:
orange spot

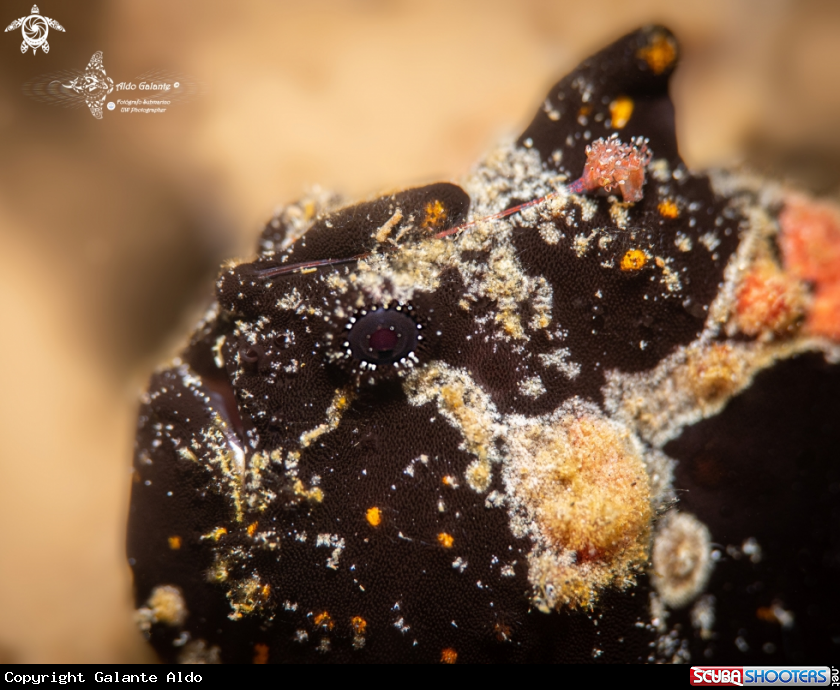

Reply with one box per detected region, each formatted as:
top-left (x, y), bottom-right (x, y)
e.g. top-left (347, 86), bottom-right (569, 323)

top-left (422, 200), bottom-right (447, 229)
top-left (247, 521), bottom-right (258, 537)
top-left (578, 105), bottom-right (592, 118)
top-left (366, 507), bottom-right (382, 527)
top-left (210, 527), bottom-right (227, 541)
top-left (351, 616), bottom-right (367, 636)
top-left (620, 249), bottom-right (647, 271)
top-left (131, 471), bottom-right (141, 483)
top-left (440, 648), bottom-right (458, 664)
top-left (314, 611), bottom-right (334, 631)
top-left (756, 606), bottom-right (777, 624)
top-left (658, 199), bottom-right (679, 219)
top-left (253, 643), bottom-right (269, 664)
top-left (168, 536), bottom-right (181, 550)
top-left (735, 260), bottom-right (805, 337)
top-left (437, 532), bottom-right (454, 548)
top-left (261, 584), bottom-right (271, 599)
top-left (609, 97), bottom-right (634, 129)
top-left (442, 475), bottom-right (459, 488)
top-left (637, 32), bottom-right (677, 75)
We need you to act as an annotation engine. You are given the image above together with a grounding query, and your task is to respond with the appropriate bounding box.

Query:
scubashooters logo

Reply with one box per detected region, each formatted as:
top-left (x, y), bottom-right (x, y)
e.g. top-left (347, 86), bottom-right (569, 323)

top-left (690, 667), bottom-right (834, 687)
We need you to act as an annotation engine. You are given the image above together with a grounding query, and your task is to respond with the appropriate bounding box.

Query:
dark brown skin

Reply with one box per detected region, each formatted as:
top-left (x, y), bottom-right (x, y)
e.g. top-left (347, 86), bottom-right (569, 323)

top-left (127, 26), bottom-right (840, 663)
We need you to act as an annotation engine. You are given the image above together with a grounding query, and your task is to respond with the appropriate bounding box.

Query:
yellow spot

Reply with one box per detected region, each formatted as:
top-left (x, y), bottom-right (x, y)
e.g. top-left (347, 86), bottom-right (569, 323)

top-left (314, 611), bottom-right (334, 631)
top-left (247, 521), bottom-right (258, 537)
top-left (609, 96), bottom-right (634, 129)
top-left (366, 507), bottom-right (382, 527)
top-left (168, 536), bottom-right (182, 550)
top-left (253, 643), bottom-right (269, 664)
top-left (293, 479), bottom-right (324, 503)
top-left (440, 648), bottom-right (458, 664)
top-left (437, 532), bottom-right (454, 548)
top-left (351, 616), bottom-right (368, 636)
top-left (658, 199), bottom-right (679, 218)
top-left (621, 249), bottom-right (647, 271)
top-left (303, 200), bottom-right (316, 221)
top-left (299, 267), bottom-right (317, 275)
top-left (261, 584), bottom-right (271, 599)
top-left (203, 527), bottom-right (227, 542)
top-left (442, 475), bottom-right (459, 489)
top-left (422, 200), bottom-right (447, 229)
top-left (637, 32), bottom-right (677, 75)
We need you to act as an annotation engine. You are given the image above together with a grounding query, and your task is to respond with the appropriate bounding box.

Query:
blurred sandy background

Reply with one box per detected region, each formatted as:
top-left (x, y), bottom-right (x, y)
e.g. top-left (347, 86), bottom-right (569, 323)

top-left (0, 0), bottom-right (838, 664)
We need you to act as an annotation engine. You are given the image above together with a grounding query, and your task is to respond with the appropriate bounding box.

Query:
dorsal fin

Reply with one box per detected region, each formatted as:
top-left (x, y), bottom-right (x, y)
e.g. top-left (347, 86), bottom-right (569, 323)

top-left (519, 26), bottom-right (681, 176)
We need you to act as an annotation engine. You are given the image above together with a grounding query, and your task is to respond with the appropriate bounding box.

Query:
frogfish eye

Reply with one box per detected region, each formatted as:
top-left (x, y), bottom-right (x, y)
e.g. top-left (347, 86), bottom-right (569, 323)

top-left (345, 306), bottom-right (420, 367)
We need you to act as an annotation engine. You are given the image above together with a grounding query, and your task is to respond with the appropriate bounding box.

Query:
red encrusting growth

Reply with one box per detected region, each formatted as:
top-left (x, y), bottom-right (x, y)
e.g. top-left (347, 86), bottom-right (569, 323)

top-left (779, 196), bottom-right (840, 340)
top-left (735, 259), bottom-right (806, 338)
top-left (568, 134), bottom-right (652, 203)
top-left (808, 281), bottom-right (840, 341)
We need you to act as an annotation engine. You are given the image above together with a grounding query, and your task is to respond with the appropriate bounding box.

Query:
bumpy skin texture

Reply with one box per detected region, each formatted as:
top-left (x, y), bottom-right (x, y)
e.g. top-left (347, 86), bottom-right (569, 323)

top-left (128, 26), bottom-right (840, 663)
